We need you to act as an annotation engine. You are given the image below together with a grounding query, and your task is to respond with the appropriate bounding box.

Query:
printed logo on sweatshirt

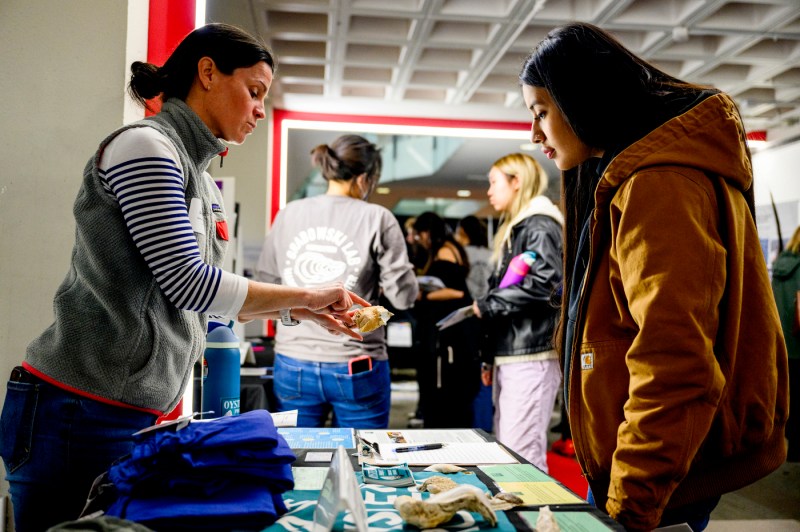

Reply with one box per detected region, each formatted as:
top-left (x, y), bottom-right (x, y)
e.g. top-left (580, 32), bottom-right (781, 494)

top-left (581, 351), bottom-right (594, 370)
top-left (283, 226), bottom-right (362, 289)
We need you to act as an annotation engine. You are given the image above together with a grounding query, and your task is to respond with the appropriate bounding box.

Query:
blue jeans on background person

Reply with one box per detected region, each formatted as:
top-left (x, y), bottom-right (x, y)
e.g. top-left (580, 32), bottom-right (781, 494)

top-left (0, 371), bottom-right (157, 532)
top-left (272, 354), bottom-right (391, 428)
top-left (587, 487), bottom-right (720, 531)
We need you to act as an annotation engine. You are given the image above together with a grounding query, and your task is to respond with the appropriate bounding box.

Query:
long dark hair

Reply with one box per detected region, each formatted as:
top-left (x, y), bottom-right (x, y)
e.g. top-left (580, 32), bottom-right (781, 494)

top-left (520, 22), bottom-right (704, 151)
top-left (413, 212), bottom-right (469, 275)
top-left (519, 22), bottom-right (712, 355)
top-left (128, 23), bottom-right (274, 110)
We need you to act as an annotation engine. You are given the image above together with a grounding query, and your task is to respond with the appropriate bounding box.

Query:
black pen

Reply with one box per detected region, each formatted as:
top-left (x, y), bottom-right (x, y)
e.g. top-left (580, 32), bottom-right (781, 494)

top-left (394, 443), bottom-right (445, 453)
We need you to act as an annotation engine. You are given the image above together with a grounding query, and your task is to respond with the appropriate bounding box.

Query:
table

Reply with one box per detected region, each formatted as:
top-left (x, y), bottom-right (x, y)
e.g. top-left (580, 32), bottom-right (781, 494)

top-left (265, 428), bottom-right (624, 531)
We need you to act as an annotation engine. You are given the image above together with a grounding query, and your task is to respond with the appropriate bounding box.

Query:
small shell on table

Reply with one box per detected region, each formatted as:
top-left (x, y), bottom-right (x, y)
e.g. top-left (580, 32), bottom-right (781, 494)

top-left (424, 463), bottom-right (466, 474)
top-left (353, 305), bottom-right (393, 333)
top-left (418, 475), bottom-right (459, 494)
top-left (489, 491), bottom-right (525, 510)
top-left (535, 506), bottom-right (562, 532)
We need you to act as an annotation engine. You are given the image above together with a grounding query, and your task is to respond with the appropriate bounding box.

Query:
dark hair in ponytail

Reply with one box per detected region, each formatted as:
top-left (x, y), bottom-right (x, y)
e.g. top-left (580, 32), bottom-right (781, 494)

top-left (310, 134), bottom-right (382, 196)
top-left (128, 23), bottom-right (274, 110)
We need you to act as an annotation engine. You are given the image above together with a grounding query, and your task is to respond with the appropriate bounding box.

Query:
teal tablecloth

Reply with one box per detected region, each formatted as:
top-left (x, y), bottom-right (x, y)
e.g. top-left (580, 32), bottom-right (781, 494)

top-left (263, 470), bottom-right (515, 531)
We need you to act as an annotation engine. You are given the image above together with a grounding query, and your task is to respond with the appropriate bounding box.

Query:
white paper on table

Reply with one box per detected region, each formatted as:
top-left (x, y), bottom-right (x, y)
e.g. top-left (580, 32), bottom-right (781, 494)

top-left (270, 409), bottom-right (298, 427)
top-left (292, 467), bottom-right (329, 490)
top-left (376, 442), bottom-right (518, 466)
top-left (357, 428), bottom-right (486, 445)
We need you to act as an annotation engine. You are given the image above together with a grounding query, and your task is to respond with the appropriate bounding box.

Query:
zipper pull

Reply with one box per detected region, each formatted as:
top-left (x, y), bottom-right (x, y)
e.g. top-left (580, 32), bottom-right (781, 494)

top-left (219, 147), bottom-right (229, 168)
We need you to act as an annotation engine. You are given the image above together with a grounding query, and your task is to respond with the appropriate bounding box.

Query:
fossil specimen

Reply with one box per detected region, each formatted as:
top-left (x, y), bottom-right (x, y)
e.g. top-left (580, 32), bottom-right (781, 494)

top-left (394, 484), bottom-right (497, 529)
top-left (488, 491), bottom-right (525, 511)
top-left (353, 305), bottom-right (393, 332)
top-left (418, 476), bottom-right (459, 494)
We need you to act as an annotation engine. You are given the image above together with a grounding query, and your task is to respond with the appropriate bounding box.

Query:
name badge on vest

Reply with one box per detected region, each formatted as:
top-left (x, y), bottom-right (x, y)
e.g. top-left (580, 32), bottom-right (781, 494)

top-left (188, 198), bottom-right (205, 234)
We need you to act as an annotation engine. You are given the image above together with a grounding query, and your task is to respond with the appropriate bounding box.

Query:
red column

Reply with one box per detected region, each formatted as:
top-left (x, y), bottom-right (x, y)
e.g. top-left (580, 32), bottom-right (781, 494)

top-left (145, 0), bottom-right (196, 115)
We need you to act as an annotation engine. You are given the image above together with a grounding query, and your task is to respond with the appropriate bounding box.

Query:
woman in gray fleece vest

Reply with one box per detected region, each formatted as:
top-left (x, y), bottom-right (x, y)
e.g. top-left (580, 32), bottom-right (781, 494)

top-left (0, 24), bottom-right (368, 532)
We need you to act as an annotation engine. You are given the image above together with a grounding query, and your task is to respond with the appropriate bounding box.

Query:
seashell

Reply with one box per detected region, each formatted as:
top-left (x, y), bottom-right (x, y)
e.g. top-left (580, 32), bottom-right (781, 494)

top-left (353, 305), bottom-right (393, 333)
top-left (395, 484), bottom-right (497, 529)
top-left (418, 476), bottom-right (459, 494)
top-left (423, 463), bottom-right (466, 474)
top-left (489, 491), bottom-right (525, 510)
top-left (535, 506), bottom-right (561, 531)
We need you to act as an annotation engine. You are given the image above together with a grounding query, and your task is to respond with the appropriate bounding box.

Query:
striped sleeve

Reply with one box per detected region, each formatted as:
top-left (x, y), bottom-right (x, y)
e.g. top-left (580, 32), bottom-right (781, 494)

top-left (98, 127), bottom-right (247, 317)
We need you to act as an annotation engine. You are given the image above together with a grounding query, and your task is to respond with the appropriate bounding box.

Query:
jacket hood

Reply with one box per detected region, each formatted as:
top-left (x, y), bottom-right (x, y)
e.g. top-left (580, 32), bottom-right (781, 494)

top-left (498, 195), bottom-right (564, 251)
top-left (772, 251), bottom-right (800, 280)
top-left (602, 93), bottom-right (752, 193)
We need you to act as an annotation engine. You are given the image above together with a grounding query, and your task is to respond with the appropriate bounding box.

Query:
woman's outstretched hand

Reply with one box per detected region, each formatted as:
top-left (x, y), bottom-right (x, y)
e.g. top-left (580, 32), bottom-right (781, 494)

top-left (291, 308), bottom-right (364, 340)
top-left (304, 284), bottom-right (370, 317)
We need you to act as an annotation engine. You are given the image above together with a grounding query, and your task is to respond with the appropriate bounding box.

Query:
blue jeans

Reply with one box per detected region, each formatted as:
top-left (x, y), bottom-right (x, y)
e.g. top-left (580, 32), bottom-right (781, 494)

top-left (272, 354), bottom-right (391, 429)
top-left (0, 373), bottom-right (157, 532)
top-left (587, 487), bottom-right (719, 531)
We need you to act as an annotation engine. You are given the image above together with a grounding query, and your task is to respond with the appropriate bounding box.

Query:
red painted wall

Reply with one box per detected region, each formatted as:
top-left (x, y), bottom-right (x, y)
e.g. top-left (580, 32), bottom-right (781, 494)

top-left (145, 0), bottom-right (196, 115)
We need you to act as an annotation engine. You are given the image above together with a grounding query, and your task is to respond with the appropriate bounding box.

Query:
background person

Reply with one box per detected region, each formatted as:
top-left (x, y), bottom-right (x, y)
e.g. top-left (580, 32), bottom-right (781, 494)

top-left (0, 24), bottom-right (367, 532)
top-left (470, 153), bottom-right (563, 472)
top-left (455, 214), bottom-right (493, 301)
top-left (411, 211), bottom-right (480, 428)
top-left (521, 21), bottom-right (788, 531)
top-left (256, 134), bottom-right (418, 429)
top-left (455, 214), bottom-right (495, 432)
top-left (771, 225), bottom-right (800, 462)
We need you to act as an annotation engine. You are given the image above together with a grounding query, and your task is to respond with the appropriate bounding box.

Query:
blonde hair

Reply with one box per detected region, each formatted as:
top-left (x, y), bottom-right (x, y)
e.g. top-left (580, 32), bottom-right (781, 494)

top-left (788, 225), bottom-right (800, 254)
top-left (490, 153), bottom-right (548, 263)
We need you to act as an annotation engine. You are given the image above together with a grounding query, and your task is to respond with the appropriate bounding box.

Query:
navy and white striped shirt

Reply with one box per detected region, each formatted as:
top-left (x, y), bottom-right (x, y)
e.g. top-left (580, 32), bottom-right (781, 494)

top-left (98, 127), bottom-right (247, 317)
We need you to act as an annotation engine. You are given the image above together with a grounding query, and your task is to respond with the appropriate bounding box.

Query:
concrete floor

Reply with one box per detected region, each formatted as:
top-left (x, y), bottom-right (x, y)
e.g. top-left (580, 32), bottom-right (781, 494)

top-left (388, 379), bottom-right (800, 531)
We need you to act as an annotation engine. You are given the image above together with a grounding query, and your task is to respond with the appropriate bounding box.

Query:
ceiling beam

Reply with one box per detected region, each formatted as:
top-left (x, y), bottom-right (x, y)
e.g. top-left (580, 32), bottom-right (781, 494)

top-left (448, 0), bottom-right (547, 106)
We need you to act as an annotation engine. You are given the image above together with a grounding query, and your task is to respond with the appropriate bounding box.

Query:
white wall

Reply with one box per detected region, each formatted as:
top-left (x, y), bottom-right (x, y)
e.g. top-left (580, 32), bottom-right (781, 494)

top-left (753, 140), bottom-right (800, 215)
top-left (753, 140), bottom-right (800, 265)
top-left (0, 0), bottom-right (144, 499)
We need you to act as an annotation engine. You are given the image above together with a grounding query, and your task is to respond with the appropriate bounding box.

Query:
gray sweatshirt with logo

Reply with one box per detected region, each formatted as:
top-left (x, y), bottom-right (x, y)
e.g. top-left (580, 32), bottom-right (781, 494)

top-left (256, 194), bottom-right (418, 362)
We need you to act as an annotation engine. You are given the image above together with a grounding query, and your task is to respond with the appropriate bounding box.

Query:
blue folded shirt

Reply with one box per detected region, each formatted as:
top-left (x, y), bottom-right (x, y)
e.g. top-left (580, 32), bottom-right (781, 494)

top-left (105, 410), bottom-right (296, 527)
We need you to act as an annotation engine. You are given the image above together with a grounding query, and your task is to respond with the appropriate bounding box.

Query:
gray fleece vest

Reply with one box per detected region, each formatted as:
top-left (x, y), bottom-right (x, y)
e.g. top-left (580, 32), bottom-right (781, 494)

top-left (26, 99), bottom-right (228, 413)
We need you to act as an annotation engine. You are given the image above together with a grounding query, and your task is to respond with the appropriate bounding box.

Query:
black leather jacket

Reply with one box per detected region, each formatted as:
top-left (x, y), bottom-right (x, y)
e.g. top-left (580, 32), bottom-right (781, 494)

top-left (476, 214), bottom-right (563, 361)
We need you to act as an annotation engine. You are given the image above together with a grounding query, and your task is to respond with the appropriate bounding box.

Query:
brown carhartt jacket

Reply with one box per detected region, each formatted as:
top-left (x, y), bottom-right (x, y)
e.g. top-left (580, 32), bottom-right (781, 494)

top-left (568, 92), bottom-right (789, 531)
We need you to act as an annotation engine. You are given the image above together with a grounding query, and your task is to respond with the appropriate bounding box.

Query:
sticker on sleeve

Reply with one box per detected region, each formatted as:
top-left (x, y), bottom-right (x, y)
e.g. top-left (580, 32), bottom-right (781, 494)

top-left (188, 198), bottom-right (205, 234)
top-left (580, 351), bottom-right (594, 370)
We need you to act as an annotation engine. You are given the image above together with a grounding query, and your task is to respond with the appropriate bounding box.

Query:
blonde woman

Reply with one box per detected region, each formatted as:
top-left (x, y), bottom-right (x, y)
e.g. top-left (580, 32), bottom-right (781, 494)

top-left (471, 153), bottom-right (563, 472)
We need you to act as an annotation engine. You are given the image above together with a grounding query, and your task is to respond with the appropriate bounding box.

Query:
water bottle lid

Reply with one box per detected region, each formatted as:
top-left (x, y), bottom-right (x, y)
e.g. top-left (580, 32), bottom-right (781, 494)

top-left (207, 323), bottom-right (239, 348)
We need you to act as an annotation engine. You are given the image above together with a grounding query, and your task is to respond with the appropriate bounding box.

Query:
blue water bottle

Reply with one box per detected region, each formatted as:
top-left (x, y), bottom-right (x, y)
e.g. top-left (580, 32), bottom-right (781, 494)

top-left (202, 321), bottom-right (241, 419)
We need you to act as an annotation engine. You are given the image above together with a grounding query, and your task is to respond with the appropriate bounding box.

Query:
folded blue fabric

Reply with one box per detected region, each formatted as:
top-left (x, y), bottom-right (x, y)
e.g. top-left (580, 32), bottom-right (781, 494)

top-left (110, 410), bottom-right (295, 495)
top-left (105, 410), bottom-right (296, 527)
top-left (108, 483), bottom-right (288, 531)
